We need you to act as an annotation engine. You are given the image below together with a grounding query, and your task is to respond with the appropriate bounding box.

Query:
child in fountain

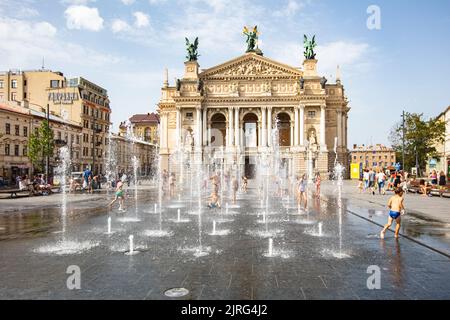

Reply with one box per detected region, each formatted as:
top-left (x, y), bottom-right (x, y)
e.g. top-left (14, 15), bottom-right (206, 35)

top-left (380, 187), bottom-right (405, 239)
top-left (207, 192), bottom-right (221, 209)
top-left (241, 176), bottom-right (248, 193)
top-left (297, 174), bottom-right (308, 210)
top-left (108, 181), bottom-right (126, 211)
top-left (231, 176), bottom-right (239, 204)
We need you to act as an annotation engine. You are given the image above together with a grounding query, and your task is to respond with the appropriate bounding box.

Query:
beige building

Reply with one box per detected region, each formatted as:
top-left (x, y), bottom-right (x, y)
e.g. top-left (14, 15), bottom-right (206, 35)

top-left (110, 133), bottom-right (157, 178)
top-left (0, 69), bottom-right (111, 175)
top-left (119, 113), bottom-right (159, 144)
top-left (158, 49), bottom-right (349, 178)
top-left (350, 144), bottom-right (396, 170)
top-left (0, 102), bottom-right (82, 184)
top-left (427, 106), bottom-right (450, 177)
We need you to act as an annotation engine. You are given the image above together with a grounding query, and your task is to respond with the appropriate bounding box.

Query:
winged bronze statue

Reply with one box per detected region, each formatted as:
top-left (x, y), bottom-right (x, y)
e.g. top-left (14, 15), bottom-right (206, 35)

top-left (303, 35), bottom-right (317, 60)
top-left (185, 37), bottom-right (199, 61)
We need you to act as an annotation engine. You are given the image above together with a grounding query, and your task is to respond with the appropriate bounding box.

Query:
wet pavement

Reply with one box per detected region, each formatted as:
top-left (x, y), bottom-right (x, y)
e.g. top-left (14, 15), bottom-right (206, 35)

top-left (0, 184), bottom-right (449, 300)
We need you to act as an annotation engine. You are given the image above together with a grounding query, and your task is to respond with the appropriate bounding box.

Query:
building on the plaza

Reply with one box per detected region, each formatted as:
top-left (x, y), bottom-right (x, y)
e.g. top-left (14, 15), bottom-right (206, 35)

top-left (0, 102), bottom-right (82, 184)
top-left (110, 133), bottom-right (157, 178)
top-left (157, 42), bottom-right (349, 178)
top-left (0, 69), bottom-right (112, 175)
top-left (349, 144), bottom-right (396, 179)
top-left (426, 106), bottom-right (450, 177)
top-left (119, 113), bottom-right (159, 144)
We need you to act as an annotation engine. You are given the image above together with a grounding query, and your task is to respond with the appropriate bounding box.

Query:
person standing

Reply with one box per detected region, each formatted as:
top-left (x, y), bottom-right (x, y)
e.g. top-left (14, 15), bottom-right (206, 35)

top-left (231, 176), bottom-right (239, 204)
top-left (297, 174), bottom-right (308, 210)
top-left (83, 167), bottom-right (92, 191)
top-left (315, 172), bottom-right (321, 198)
top-left (368, 168), bottom-right (376, 195)
top-left (438, 171), bottom-right (447, 197)
top-left (430, 170), bottom-right (438, 186)
top-left (363, 169), bottom-right (370, 192)
top-left (377, 169), bottom-right (386, 195)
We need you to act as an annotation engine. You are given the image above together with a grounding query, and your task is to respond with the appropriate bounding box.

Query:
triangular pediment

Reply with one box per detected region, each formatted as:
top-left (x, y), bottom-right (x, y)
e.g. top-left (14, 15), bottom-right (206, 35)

top-left (200, 53), bottom-right (303, 79)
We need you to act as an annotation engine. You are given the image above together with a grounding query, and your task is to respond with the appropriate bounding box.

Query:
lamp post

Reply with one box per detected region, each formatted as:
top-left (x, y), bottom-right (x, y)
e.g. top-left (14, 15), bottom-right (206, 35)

top-left (401, 110), bottom-right (406, 172)
top-left (46, 103), bottom-right (50, 184)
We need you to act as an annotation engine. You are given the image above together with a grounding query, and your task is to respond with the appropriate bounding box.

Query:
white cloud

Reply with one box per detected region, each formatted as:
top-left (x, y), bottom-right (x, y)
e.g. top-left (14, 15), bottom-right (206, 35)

top-left (270, 40), bottom-right (371, 80)
top-left (64, 5), bottom-right (104, 31)
top-left (61, 0), bottom-right (97, 4)
top-left (274, 0), bottom-right (304, 17)
top-left (121, 0), bottom-right (135, 5)
top-left (148, 0), bottom-right (167, 4)
top-left (0, 17), bottom-right (120, 70)
top-left (133, 11), bottom-right (150, 28)
top-left (316, 41), bottom-right (371, 78)
top-left (111, 19), bottom-right (131, 33)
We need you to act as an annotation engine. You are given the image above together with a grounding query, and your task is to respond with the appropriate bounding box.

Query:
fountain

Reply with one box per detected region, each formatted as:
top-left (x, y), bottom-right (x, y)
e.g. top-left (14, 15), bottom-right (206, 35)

top-left (268, 238), bottom-right (273, 257)
top-left (107, 217), bottom-right (112, 235)
top-left (125, 234), bottom-right (139, 255)
top-left (35, 145), bottom-right (99, 255)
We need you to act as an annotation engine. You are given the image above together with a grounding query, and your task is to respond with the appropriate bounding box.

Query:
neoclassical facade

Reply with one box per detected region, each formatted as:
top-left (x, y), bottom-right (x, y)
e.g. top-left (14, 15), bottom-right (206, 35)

top-left (158, 50), bottom-right (349, 178)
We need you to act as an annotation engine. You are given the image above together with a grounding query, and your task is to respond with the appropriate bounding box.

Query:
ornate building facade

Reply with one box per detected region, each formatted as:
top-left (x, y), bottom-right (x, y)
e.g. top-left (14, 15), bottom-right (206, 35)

top-left (158, 47), bottom-right (349, 178)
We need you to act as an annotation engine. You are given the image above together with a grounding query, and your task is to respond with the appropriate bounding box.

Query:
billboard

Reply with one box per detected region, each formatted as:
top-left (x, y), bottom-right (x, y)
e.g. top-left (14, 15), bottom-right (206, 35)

top-left (351, 163), bottom-right (360, 180)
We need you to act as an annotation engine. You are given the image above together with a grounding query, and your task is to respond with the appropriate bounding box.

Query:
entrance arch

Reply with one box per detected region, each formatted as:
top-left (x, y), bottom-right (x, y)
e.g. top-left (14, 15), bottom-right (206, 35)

top-left (277, 112), bottom-right (291, 147)
top-left (210, 113), bottom-right (226, 147)
top-left (243, 113), bottom-right (258, 148)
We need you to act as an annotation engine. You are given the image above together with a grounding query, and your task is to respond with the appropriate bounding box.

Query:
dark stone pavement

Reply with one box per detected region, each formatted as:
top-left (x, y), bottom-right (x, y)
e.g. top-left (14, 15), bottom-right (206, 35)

top-left (0, 185), bottom-right (449, 300)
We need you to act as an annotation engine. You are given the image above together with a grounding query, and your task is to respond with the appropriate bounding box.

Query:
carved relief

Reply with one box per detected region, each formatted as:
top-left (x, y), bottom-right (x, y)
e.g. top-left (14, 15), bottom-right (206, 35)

top-left (168, 112), bottom-right (177, 129)
top-left (215, 60), bottom-right (285, 77)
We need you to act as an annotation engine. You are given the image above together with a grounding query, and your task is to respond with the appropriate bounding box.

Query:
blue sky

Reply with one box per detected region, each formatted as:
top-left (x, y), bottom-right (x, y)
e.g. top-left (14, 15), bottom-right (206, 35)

top-left (1, 0), bottom-right (449, 146)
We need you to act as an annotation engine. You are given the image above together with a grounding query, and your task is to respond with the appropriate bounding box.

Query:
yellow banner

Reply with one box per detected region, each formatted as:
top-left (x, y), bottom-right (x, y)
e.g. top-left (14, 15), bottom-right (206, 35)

top-left (350, 163), bottom-right (360, 180)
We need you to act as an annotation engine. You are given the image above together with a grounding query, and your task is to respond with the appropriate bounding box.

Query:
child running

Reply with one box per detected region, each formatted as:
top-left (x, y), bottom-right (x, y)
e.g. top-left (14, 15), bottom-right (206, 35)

top-left (380, 187), bottom-right (405, 239)
top-left (108, 181), bottom-right (126, 211)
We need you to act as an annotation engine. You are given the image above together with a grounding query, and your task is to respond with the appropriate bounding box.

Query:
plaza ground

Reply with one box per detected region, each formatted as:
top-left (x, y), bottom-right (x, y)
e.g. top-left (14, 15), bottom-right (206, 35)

top-left (0, 181), bottom-right (449, 299)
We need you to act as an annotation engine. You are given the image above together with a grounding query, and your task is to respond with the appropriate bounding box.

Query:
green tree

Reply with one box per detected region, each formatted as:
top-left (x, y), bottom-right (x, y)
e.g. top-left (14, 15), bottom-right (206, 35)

top-left (389, 112), bottom-right (445, 176)
top-left (28, 120), bottom-right (54, 174)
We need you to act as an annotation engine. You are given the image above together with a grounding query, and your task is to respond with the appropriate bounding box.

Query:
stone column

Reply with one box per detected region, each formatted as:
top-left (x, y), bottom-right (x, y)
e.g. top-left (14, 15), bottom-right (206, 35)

top-left (234, 107), bottom-right (239, 148)
top-left (337, 110), bottom-right (342, 147)
top-left (164, 113), bottom-right (169, 149)
top-left (294, 107), bottom-right (299, 146)
top-left (228, 107), bottom-right (234, 147)
top-left (299, 105), bottom-right (305, 146)
top-left (196, 106), bottom-right (202, 150)
top-left (176, 107), bottom-right (181, 148)
top-left (290, 120), bottom-right (294, 147)
top-left (320, 105), bottom-right (326, 149)
top-left (202, 108), bottom-right (207, 146)
top-left (267, 107), bottom-right (272, 147)
top-left (159, 112), bottom-right (165, 148)
top-left (261, 107), bottom-right (267, 147)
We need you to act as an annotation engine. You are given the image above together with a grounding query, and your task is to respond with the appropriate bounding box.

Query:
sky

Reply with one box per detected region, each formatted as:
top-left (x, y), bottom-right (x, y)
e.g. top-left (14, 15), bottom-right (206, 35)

top-left (1, 0), bottom-right (449, 147)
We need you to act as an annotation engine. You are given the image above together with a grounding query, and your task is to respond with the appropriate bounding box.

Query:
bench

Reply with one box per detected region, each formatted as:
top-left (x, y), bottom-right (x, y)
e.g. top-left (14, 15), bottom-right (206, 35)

top-left (0, 188), bottom-right (31, 198)
top-left (430, 184), bottom-right (450, 198)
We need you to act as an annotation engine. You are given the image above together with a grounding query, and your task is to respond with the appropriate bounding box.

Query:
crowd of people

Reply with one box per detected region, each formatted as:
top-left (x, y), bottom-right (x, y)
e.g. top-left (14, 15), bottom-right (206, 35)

top-left (357, 168), bottom-right (448, 198)
top-left (15, 174), bottom-right (53, 196)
